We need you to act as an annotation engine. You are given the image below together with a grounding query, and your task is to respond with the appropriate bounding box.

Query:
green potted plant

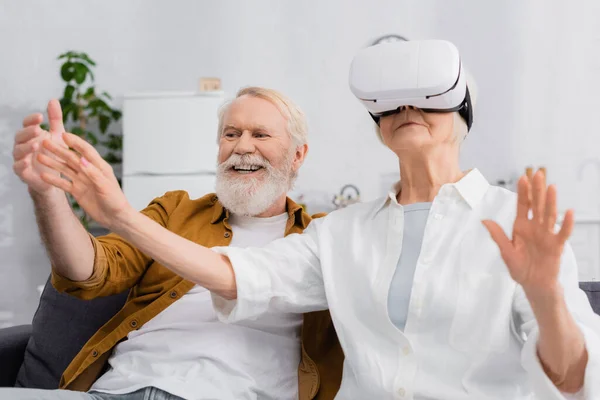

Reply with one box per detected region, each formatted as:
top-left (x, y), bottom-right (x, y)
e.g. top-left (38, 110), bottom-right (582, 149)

top-left (44, 51), bottom-right (123, 230)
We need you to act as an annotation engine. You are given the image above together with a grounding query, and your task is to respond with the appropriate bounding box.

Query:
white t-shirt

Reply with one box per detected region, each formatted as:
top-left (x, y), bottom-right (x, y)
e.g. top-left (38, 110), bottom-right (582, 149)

top-left (91, 212), bottom-right (301, 400)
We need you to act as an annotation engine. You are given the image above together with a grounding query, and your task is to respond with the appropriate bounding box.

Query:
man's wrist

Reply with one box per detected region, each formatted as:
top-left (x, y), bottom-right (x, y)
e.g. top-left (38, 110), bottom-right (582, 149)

top-left (28, 186), bottom-right (66, 207)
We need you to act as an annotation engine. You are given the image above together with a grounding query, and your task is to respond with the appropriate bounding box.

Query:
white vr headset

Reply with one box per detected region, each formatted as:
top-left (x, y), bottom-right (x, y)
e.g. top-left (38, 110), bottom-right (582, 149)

top-left (349, 39), bottom-right (473, 131)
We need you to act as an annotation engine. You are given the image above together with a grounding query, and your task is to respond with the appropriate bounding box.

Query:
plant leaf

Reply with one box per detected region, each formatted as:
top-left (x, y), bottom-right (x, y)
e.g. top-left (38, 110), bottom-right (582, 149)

top-left (71, 127), bottom-right (85, 136)
top-left (73, 62), bottom-right (89, 84)
top-left (63, 85), bottom-right (75, 101)
top-left (81, 53), bottom-right (97, 67)
top-left (62, 102), bottom-right (77, 123)
top-left (58, 51), bottom-right (77, 60)
top-left (102, 134), bottom-right (123, 150)
top-left (60, 62), bottom-right (75, 81)
top-left (104, 152), bottom-right (122, 164)
top-left (83, 87), bottom-right (95, 100)
top-left (99, 115), bottom-right (110, 133)
top-left (87, 98), bottom-right (112, 113)
top-left (86, 131), bottom-right (98, 145)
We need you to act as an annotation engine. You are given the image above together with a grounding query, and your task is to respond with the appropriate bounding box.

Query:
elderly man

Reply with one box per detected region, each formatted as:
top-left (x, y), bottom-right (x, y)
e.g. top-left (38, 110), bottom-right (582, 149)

top-left (5, 87), bottom-right (343, 399)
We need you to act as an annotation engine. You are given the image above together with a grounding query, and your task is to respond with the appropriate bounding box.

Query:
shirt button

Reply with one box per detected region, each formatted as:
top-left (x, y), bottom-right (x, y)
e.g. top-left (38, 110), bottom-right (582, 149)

top-left (130, 320), bottom-right (138, 328)
top-left (224, 232), bottom-right (231, 238)
top-left (402, 346), bottom-right (411, 356)
top-left (170, 291), bottom-right (178, 299)
top-left (397, 387), bottom-right (406, 397)
top-left (92, 350), bottom-right (98, 357)
top-left (433, 213), bottom-right (443, 220)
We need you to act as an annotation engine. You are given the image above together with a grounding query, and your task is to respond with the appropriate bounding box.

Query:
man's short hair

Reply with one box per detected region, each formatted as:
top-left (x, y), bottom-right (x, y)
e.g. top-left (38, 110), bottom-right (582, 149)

top-left (217, 86), bottom-right (308, 147)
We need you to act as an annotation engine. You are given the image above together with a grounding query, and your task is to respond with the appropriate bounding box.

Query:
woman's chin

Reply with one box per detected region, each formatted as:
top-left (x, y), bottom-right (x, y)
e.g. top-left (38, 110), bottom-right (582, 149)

top-left (387, 133), bottom-right (429, 151)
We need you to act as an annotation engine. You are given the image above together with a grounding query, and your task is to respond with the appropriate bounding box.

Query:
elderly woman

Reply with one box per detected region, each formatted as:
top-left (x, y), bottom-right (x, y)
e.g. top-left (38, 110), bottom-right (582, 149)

top-left (34, 40), bottom-right (598, 399)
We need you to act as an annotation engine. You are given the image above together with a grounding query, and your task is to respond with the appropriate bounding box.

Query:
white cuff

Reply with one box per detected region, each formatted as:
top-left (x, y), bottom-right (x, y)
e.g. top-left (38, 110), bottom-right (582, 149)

top-left (578, 323), bottom-right (600, 399)
top-left (210, 246), bottom-right (272, 323)
top-left (562, 389), bottom-right (584, 400)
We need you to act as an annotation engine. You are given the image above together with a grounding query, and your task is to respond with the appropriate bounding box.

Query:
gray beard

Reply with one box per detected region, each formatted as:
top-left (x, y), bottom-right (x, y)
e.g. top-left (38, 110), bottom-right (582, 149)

top-left (215, 155), bottom-right (295, 217)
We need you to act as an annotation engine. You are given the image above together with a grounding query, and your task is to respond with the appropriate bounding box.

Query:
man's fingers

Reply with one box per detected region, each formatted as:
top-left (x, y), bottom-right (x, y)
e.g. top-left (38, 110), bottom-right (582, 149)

top-left (12, 158), bottom-right (30, 175)
top-left (15, 125), bottom-right (43, 144)
top-left (47, 99), bottom-right (65, 135)
top-left (13, 140), bottom-right (39, 161)
top-left (22, 113), bottom-right (43, 128)
top-left (40, 172), bottom-right (72, 194)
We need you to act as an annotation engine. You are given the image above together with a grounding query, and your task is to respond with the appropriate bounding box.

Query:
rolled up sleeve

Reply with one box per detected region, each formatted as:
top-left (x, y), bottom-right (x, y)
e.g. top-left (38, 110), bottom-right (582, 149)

top-left (50, 233), bottom-right (109, 294)
top-left (212, 220), bottom-right (328, 323)
top-left (50, 190), bottom-right (188, 299)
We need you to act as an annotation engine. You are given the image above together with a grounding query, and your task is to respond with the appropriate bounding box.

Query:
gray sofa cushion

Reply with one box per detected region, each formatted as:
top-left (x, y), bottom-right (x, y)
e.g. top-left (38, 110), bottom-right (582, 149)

top-left (0, 325), bottom-right (32, 386)
top-left (580, 281), bottom-right (600, 315)
top-left (15, 277), bottom-right (128, 388)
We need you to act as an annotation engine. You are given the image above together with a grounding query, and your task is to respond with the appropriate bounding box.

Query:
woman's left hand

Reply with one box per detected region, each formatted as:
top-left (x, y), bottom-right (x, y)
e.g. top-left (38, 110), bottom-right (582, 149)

top-left (482, 170), bottom-right (574, 296)
top-left (38, 132), bottom-right (134, 230)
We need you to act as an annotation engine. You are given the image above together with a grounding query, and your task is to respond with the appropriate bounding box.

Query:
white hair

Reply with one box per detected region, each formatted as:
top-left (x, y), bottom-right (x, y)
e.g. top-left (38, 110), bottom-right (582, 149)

top-left (217, 86), bottom-right (308, 147)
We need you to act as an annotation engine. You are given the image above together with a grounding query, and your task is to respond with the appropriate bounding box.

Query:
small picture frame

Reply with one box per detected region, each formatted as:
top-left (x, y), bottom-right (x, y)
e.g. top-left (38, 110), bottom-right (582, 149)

top-left (199, 77), bottom-right (222, 92)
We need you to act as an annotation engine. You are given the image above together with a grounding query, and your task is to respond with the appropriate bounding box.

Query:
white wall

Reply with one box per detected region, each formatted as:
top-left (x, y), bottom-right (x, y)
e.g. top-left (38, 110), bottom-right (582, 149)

top-left (1, 0), bottom-right (599, 324)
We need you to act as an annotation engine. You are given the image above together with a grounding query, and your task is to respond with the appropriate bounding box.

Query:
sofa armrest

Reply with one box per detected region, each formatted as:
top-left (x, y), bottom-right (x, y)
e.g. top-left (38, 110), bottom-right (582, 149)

top-left (0, 325), bottom-right (32, 387)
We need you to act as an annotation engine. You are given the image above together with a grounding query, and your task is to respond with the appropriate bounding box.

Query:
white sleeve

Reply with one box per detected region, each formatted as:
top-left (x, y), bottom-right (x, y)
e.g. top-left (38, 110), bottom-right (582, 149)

top-left (211, 219), bottom-right (328, 323)
top-left (514, 243), bottom-right (600, 399)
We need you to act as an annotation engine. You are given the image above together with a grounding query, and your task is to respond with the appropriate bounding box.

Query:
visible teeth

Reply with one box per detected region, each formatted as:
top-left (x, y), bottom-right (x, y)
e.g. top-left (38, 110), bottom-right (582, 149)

top-left (233, 165), bottom-right (262, 172)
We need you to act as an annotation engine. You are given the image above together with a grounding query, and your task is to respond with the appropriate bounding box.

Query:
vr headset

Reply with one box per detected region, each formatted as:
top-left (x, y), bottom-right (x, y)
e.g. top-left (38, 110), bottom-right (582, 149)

top-left (349, 40), bottom-right (473, 131)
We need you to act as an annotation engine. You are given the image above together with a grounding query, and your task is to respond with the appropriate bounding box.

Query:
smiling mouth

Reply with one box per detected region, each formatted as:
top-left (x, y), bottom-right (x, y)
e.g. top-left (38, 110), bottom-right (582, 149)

top-left (230, 165), bottom-right (265, 174)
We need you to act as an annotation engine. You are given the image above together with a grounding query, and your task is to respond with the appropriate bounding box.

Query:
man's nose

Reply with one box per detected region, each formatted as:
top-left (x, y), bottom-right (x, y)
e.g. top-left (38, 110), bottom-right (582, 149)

top-left (233, 131), bottom-right (256, 154)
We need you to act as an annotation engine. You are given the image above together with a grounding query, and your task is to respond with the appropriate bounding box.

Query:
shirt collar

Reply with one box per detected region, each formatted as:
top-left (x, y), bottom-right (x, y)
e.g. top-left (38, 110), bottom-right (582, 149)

top-left (374, 168), bottom-right (490, 214)
top-left (210, 195), bottom-right (309, 230)
top-left (452, 168), bottom-right (490, 208)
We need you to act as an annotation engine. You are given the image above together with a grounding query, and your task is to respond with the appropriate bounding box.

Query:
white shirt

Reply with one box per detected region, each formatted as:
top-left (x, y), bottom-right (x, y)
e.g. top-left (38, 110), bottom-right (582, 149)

top-left (213, 169), bottom-right (600, 400)
top-left (92, 212), bottom-right (302, 400)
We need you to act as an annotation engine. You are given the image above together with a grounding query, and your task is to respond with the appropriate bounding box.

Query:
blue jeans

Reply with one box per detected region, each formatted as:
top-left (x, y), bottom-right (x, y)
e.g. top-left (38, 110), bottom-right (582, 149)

top-left (0, 387), bottom-right (184, 400)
